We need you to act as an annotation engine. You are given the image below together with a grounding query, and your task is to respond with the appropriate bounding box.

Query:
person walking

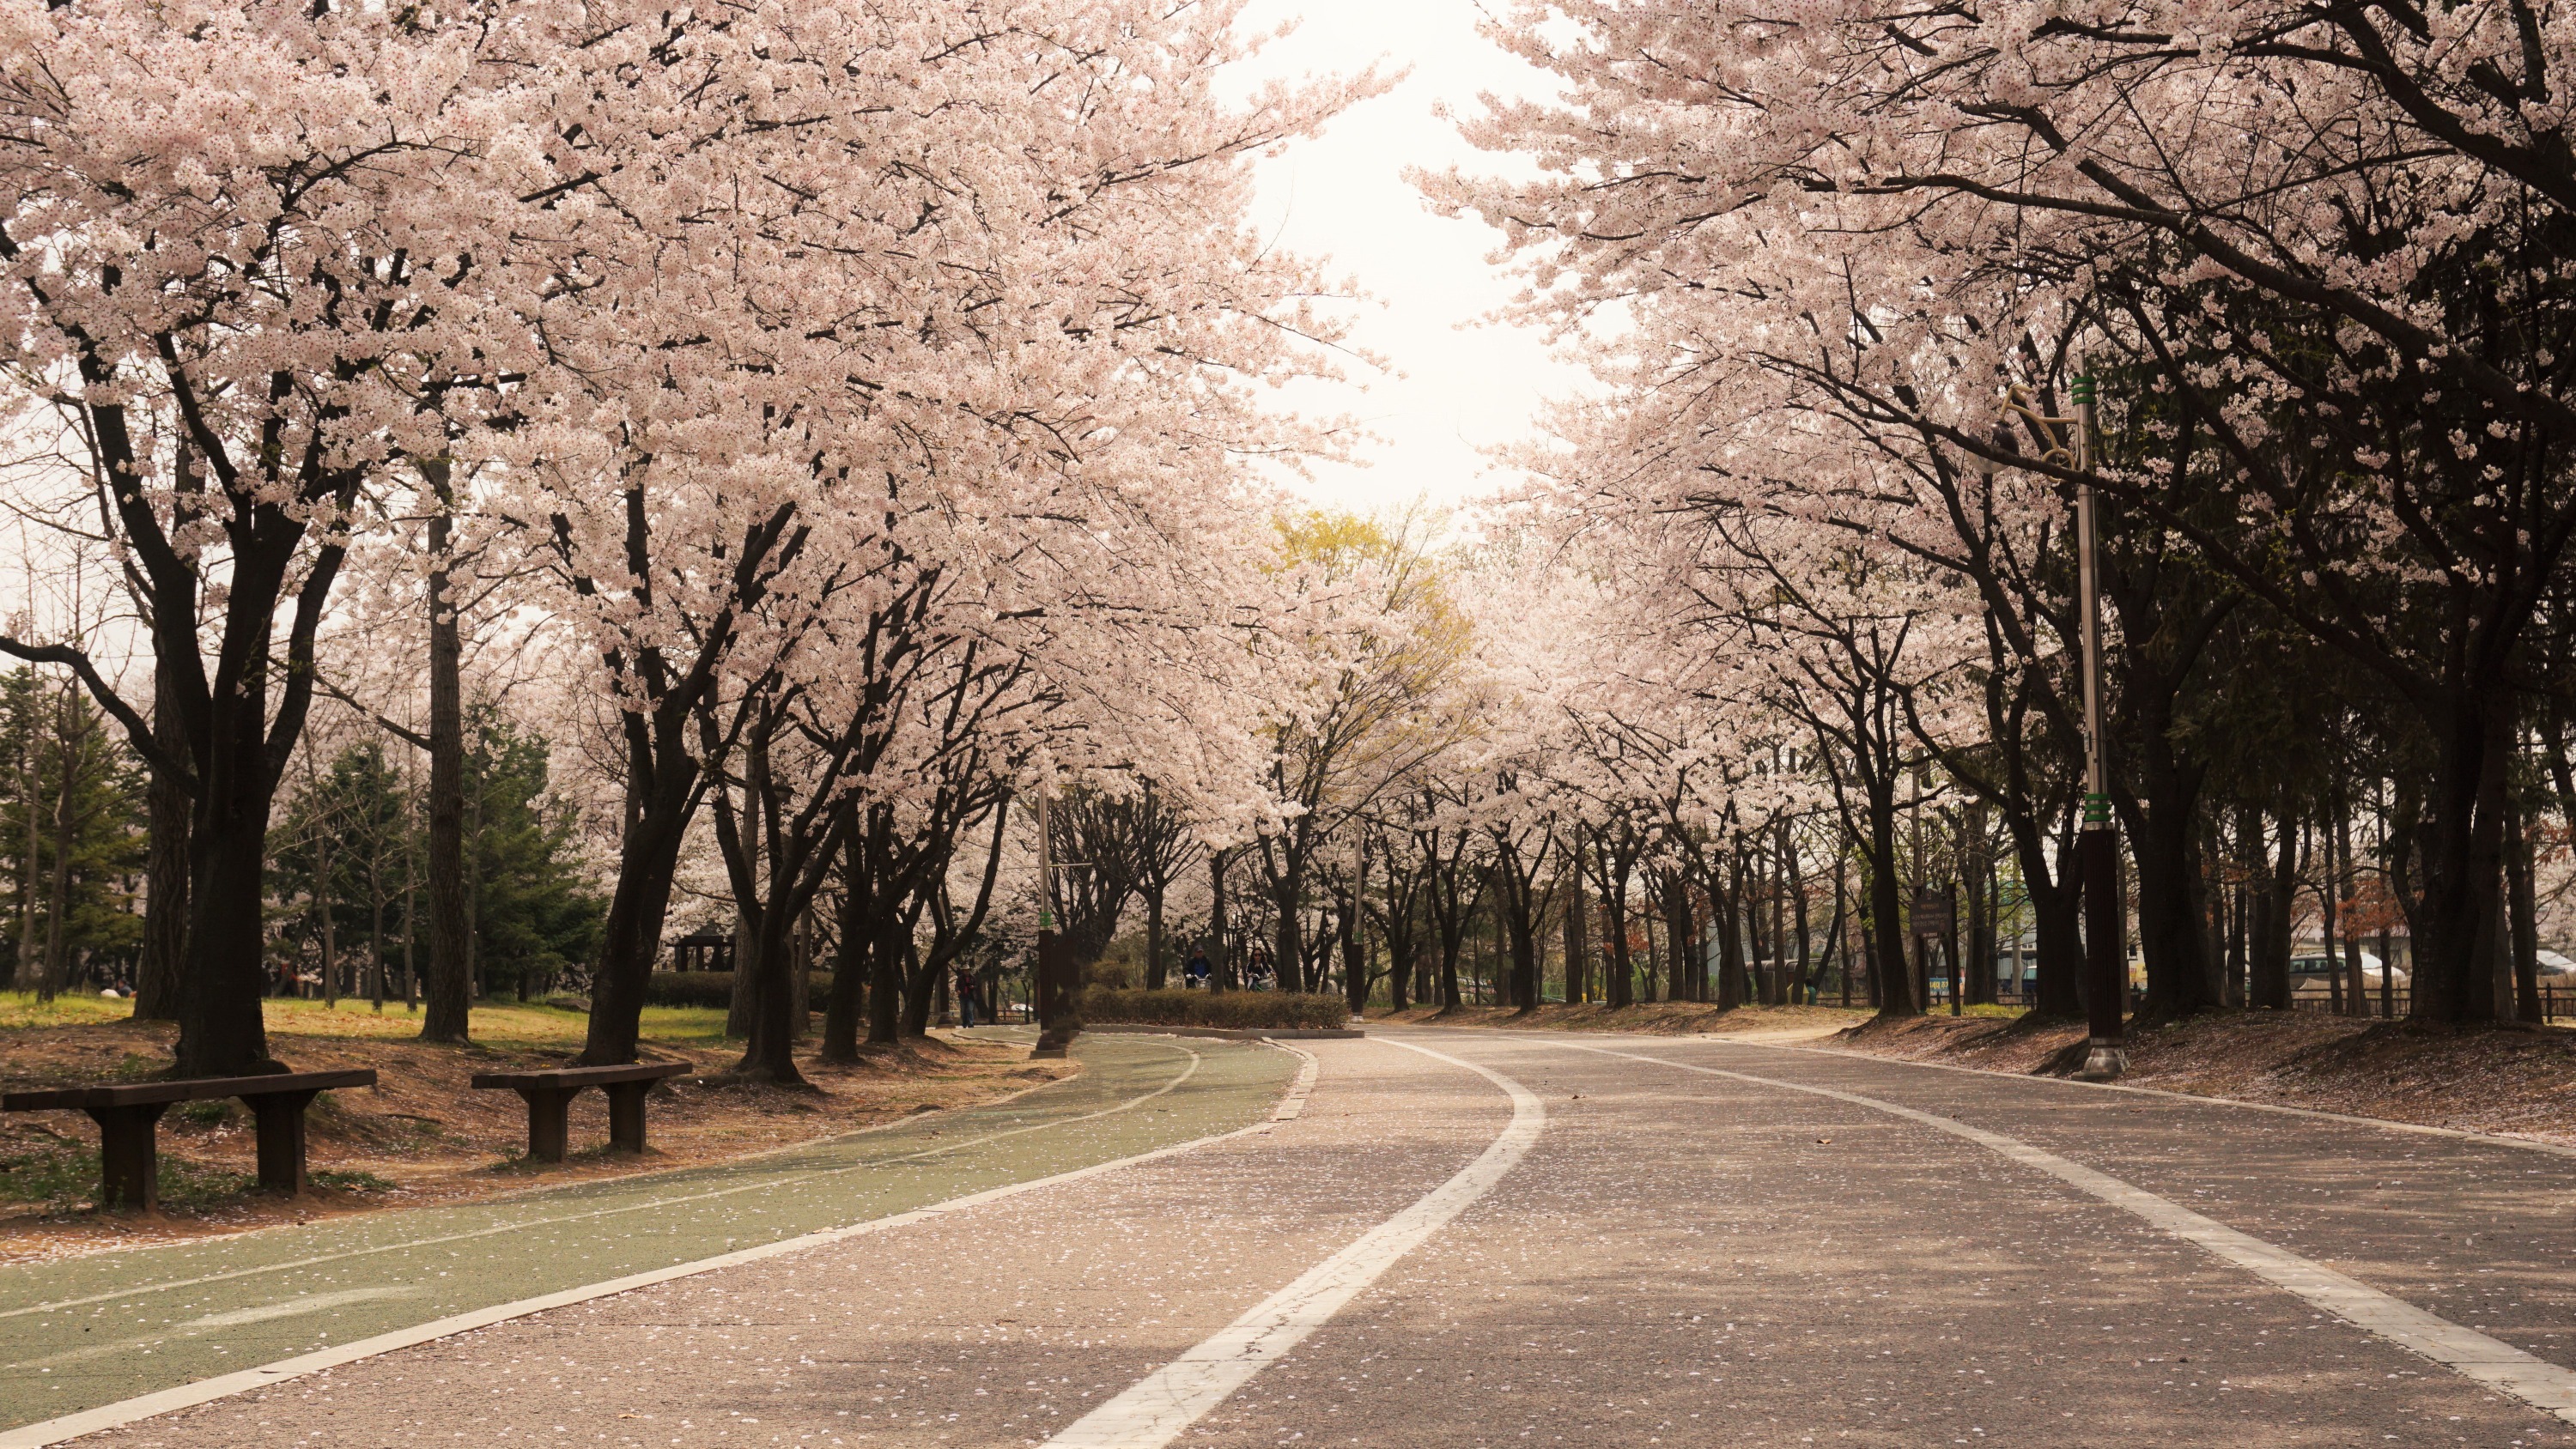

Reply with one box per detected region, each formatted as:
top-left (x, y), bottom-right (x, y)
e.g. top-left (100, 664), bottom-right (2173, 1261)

top-left (955, 966), bottom-right (980, 1028)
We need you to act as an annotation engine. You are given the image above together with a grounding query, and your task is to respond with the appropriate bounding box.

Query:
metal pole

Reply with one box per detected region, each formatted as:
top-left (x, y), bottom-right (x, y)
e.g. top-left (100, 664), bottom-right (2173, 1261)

top-left (2073, 373), bottom-right (2128, 1080)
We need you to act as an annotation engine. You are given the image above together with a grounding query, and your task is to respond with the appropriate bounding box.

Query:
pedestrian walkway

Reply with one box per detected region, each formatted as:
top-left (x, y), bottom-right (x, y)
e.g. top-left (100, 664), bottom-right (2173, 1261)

top-left (0, 1033), bottom-right (1294, 1436)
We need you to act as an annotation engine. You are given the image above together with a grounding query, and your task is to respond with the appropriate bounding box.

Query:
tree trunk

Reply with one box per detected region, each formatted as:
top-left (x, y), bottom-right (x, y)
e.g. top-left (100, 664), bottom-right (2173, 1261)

top-left (2318, 809), bottom-right (2346, 1015)
top-left (823, 809), bottom-right (868, 1061)
top-left (901, 938), bottom-right (945, 1038)
top-left (401, 803), bottom-right (419, 1009)
top-left (726, 898), bottom-right (759, 1039)
top-left (2409, 691), bottom-right (2515, 1023)
top-left (578, 696), bottom-right (706, 1064)
top-left (177, 783), bottom-right (291, 1079)
top-left (1504, 894), bottom-right (1537, 1014)
top-left (1208, 849), bottom-right (1230, 995)
top-left (2227, 822), bottom-right (2251, 1008)
top-left (1562, 870), bottom-right (1589, 1005)
top-left (792, 908), bottom-right (812, 1040)
top-left (134, 665), bottom-right (190, 1020)
top-left (315, 819), bottom-right (338, 1009)
top-left (419, 470), bottom-right (473, 1045)
top-left (2249, 807), bottom-right (2298, 1010)
top-left (1787, 828), bottom-right (1816, 1005)
top-left (1388, 919), bottom-right (1415, 1012)
top-left (1271, 849), bottom-right (1307, 1003)
top-left (1145, 886), bottom-right (1168, 991)
top-left (1606, 879), bottom-right (1635, 1009)
top-left (721, 761), bottom-right (764, 1040)
top-left (865, 909), bottom-right (907, 1046)
top-left (37, 694), bottom-right (80, 1003)
top-left (1667, 872), bottom-right (1698, 1005)
top-left (368, 841), bottom-right (386, 1011)
top-left (1339, 885), bottom-right (1366, 1016)
top-left (735, 898), bottom-right (807, 1084)
top-left (2124, 780), bottom-right (2217, 1022)
top-left (15, 713), bottom-right (38, 993)
top-left (2335, 804), bottom-right (2366, 1016)
top-left (1739, 850), bottom-right (1765, 1004)
top-left (1868, 771), bottom-right (1916, 1019)
top-left (2507, 797), bottom-right (2543, 1025)
top-left (1829, 856), bottom-right (1850, 1006)
top-left (1962, 809), bottom-right (1993, 1006)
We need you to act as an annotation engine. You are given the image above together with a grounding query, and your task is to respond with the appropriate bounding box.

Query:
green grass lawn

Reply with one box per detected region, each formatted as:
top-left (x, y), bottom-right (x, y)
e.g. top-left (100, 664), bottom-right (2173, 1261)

top-left (0, 991), bottom-right (733, 1046)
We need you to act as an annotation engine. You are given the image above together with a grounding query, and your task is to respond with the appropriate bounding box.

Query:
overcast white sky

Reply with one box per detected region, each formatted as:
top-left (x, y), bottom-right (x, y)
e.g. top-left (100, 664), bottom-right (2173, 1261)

top-left (1226, 0), bottom-right (1589, 513)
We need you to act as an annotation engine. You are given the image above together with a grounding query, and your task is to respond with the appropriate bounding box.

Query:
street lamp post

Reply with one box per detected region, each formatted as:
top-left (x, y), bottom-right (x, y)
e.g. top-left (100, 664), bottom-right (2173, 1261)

top-left (2071, 373), bottom-right (2128, 1081)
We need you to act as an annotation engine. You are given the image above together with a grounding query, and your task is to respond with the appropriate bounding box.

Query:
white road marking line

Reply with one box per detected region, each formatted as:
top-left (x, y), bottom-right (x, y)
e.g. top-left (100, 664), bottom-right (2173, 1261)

top-left (1044, 1037), bottom-right (1544, 1449)
top-left (0, 1041), bottom-right (1315, 1449)
top-left (16, 1288), bottom-right (435, 1374)
top-left (175, 1285), bottom-right (428, 1331)
top-left (1540, 1037), bottom-right (2576, 1424)
top-left (0, 1046), bottom-right (1202, 1325)
top-left (1267, 1044), bottom-right (1321, 1120)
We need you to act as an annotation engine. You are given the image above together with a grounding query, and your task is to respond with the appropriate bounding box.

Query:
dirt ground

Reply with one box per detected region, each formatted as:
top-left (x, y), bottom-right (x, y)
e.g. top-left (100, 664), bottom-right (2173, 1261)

top-left (0, 995), bottom-right (1070, 1264)
top-left (1824, 1007), bottom-right (2576, 1144)
top-left (1376, 997), bottom-right (2576, 1147)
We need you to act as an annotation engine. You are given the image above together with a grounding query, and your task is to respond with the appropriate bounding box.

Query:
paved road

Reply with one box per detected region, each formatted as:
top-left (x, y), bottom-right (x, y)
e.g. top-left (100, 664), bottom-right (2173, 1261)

top-left (17, 1027), bottom-right (2576, 1447)
top-left (0, 1032), bottom-right (1291, 1440)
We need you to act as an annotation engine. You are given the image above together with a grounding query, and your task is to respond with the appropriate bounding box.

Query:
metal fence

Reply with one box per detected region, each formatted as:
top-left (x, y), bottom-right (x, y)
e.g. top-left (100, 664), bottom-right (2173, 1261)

top-left (2287, 988), bottom-right (2576, 1020)
top-left (1967, 985), bottom-right (2576, 1020)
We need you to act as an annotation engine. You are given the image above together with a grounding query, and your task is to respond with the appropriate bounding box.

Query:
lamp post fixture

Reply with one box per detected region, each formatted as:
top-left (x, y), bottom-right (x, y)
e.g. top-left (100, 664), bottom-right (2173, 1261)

top-left (2070, 373), bottom-right (2128, 1081)
top-left (2005, 372), bottom-right (2127, 1078)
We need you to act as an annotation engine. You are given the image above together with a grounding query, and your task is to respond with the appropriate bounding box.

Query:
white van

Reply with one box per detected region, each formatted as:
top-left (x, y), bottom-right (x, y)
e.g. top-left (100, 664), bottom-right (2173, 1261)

top-left (2289, 949), bottom-right (2397, 997)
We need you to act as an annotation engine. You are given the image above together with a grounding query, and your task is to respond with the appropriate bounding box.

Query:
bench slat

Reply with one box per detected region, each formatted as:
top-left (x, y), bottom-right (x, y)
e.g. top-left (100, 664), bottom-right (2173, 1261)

top-left (2, 1069), bottom-right (377, 1113)
top-left (469, 1061), bottom-right (691, 1092)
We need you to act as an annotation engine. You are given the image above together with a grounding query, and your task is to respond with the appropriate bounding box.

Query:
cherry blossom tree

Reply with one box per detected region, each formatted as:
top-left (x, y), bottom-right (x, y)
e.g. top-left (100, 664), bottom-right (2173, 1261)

top-left (0, 0), bottom-right (562, 1073)
top-left (1438, 0), bottom-right (2576, 1022)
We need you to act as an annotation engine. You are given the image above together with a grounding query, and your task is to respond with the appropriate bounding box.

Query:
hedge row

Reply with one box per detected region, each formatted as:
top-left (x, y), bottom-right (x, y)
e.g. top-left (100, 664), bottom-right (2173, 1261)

top-left (644, 971), bottom-right (835, 1009)
top-left (1078, 986), bottom-right (1348, 1031)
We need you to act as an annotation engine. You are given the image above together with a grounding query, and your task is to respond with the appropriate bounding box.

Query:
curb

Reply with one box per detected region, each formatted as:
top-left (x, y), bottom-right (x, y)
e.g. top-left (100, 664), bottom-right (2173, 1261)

top-left (1082, 1024), bottom-right (1365, 1041)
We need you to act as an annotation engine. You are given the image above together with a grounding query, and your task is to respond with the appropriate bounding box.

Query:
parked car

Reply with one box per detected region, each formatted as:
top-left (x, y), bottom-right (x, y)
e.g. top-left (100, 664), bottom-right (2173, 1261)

top-left (2289, 949), bottom-right (2399, 997)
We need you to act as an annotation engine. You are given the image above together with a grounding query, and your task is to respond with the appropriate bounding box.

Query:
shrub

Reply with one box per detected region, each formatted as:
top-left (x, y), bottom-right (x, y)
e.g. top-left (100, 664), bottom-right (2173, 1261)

top-left (644, 971), bottom-right (833, 1009)
top-left (1078, 986), bottom-right (1347, 1031)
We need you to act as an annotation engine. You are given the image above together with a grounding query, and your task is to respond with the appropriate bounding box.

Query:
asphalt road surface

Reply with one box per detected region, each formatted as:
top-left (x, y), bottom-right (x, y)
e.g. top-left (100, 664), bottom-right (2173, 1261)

top-left (14, 1027), bottom-right (2576, 1447)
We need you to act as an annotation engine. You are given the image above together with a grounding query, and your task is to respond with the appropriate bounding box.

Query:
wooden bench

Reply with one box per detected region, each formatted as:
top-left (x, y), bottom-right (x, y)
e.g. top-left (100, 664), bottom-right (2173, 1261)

top-left (470, 1060), bottom-right (691, 1163)
top-left (2, 1069), bottom-right (379, 1210)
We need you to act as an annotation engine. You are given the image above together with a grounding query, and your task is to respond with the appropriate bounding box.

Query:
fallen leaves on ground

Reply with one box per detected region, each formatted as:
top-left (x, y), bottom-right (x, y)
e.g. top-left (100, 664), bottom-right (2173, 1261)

top-left (1830, 1009), bottom-right (2576, 1143)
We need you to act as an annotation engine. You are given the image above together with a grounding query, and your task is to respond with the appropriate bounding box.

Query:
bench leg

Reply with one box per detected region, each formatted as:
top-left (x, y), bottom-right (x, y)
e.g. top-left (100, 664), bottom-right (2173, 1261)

top-left (251, 1090), bottom-right (325, 1194)
top-left (515, 1087), bottom-right (581, 1163)
top-left (604, 1082), bottom-right (652, 1155)
top-left (86, 1104), bottom-right (169, 1211)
